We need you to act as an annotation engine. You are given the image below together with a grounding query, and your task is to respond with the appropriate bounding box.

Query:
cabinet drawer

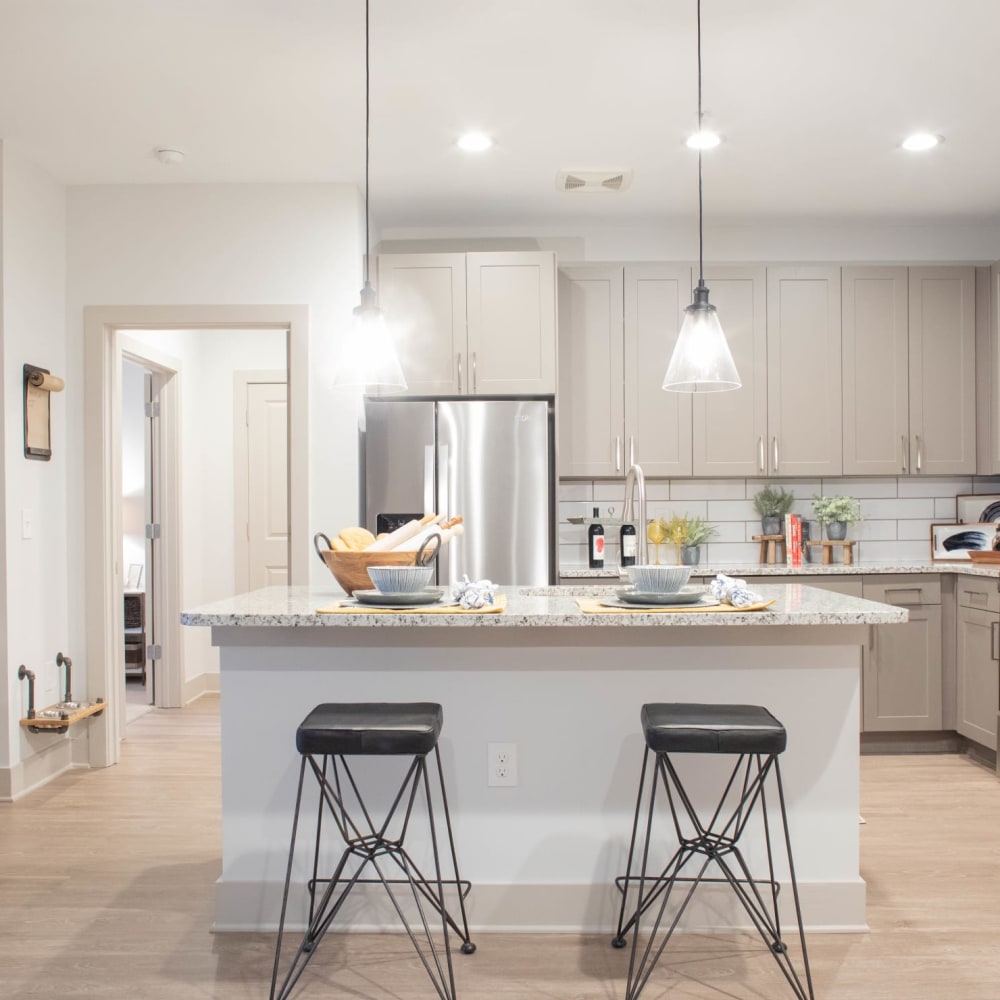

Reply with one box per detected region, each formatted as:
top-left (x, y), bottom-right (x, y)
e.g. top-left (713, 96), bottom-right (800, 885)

top-left (957, 575), bottom-right (1000, 613)
top-left (862, 575), bottom-right (940, 606)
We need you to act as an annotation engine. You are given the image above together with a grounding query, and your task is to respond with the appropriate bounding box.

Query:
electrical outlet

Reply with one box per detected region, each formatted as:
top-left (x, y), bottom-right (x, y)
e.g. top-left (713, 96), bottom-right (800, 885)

top-left (487, 742), bottom-right (518, 787)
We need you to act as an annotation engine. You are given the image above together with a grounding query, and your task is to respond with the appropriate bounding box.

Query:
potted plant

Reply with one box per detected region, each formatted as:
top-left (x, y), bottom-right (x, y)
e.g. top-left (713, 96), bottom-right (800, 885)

top-left (752, 484), bottom-right (795, 535)
top-left (665, 514), bottom-right (718, 566)
top-left (811, 495), bottom-right (862, 540)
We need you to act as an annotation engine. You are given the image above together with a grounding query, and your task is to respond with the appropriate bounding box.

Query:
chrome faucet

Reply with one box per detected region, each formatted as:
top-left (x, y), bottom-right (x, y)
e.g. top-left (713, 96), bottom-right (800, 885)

top-left (623, 463), bottom-right (648, 565)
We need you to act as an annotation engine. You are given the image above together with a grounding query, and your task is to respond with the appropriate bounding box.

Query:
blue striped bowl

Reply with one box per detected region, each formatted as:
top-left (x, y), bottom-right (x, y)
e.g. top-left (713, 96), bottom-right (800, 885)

top-left (367, 564), bottom-right (434, 594)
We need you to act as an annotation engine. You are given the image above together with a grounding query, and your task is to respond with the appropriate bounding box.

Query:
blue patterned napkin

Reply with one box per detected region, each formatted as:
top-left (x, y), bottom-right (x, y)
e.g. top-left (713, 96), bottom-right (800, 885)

top-left (709, 573), bottom-right (763, 609)
top-left (451, 575), bottom-right (497, 610)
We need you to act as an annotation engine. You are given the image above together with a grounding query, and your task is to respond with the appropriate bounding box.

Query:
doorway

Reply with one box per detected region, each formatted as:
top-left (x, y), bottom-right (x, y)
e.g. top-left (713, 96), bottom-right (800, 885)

top-left (84, 304), bottom-right (309, 767)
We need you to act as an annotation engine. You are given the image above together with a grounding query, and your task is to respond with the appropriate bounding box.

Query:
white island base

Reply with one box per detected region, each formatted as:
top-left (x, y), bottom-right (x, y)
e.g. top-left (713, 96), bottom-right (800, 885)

top-left (187, 585), bottom-right (902, 936)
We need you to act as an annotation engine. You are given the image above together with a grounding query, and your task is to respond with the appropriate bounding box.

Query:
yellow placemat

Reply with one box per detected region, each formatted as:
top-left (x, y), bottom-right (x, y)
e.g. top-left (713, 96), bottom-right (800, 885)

top-left (317, 594), bottom-right (507, 615)
top-left (576, 597), bottom-right (776, 614)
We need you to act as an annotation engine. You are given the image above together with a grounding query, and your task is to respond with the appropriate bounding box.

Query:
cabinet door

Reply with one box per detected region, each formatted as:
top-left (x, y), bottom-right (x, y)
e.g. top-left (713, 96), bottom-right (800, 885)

top-left (766, 266), bottom-right (842, 476)
top-left (557, 265), bottom-right (625, 477)
top-left (978, 263), bottom-right (1000, 474)
top-left (957, 606), bottom-right (999, 750)
top-left (466, 251), bottom-right (557, 395)
top-left (692, 267), bottom-right (768, 477)
top-left (842, 267), bottom-right (909, 475)
top-left (624, 264), bottom-right (693, 477)
top-left (376, 253), bottom-right (466, 395)
top-left (864, 606), bottom-right (942, 732)
top-left (908, 266), bottom-right (976, 474)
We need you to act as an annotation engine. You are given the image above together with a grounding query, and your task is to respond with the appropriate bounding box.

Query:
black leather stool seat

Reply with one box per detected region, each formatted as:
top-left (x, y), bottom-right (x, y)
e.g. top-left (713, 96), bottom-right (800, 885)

top-left (296, 702), bottom-right (443, 757)
top-left (642, 702), bottom-right (787, 756)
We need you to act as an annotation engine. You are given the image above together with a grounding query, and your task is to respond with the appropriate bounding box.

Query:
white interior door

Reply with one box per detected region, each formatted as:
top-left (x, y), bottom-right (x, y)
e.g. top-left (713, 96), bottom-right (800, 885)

top-left (237, 377), bottom-right (288, 591)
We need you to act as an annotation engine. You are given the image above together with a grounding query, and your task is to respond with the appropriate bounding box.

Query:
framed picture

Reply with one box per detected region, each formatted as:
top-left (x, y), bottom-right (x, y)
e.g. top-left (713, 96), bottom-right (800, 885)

top-left (956, 494), bottom-right (1000, 524)
top-left (930, 522), bottom-right (999, 561)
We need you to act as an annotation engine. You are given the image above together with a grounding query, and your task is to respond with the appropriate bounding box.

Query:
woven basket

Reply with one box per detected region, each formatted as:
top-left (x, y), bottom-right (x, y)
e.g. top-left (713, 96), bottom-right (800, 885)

top-left (318, 548), bottom-right (420, 596)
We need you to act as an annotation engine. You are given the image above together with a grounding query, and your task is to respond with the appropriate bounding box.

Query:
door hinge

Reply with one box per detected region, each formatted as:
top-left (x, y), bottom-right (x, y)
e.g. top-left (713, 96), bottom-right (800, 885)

top-left (145, 523), bottom-right (162, 540)
top-left (146, 644), bottom-right (162, 661)
top-left (144, 401), bottom-right (161, 418)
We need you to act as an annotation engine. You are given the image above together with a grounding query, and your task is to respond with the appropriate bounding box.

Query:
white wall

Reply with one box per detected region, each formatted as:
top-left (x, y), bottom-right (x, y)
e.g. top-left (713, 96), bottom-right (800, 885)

top-left (65, 183), bottom-right (365, 704)
top-left (382, 218), bottom-right (1000, 264)
top-left (125, 328), bottom-right (286, 686)
top-left (1, 144), bottom-right (68, 780)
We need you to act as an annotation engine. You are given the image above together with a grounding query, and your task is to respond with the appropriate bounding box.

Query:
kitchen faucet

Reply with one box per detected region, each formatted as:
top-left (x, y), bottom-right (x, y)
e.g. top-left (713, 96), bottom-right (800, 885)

top-left (623, 463), bottom-right (648, 565)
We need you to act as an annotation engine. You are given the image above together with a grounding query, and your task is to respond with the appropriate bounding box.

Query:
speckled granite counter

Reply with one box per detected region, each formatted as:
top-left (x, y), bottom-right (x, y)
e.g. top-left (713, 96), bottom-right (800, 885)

top-left (185, 582), bottom-right (898, 936)
top-left (561, 560), bottom-right (999, 579)
top-left (182, 583), bottom-right (905, 628)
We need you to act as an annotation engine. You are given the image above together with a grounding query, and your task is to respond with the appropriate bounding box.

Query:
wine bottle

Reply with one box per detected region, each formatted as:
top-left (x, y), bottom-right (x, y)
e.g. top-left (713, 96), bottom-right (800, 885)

top-left (620, 521), bottom-right (637, 567)
top-left (588, 507), bottom-right (605, 569)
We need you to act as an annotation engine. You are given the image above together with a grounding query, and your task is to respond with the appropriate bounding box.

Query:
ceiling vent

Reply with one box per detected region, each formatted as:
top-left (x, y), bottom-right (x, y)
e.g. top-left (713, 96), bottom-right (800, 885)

top-left (556, 169), bottom-right (633, 193)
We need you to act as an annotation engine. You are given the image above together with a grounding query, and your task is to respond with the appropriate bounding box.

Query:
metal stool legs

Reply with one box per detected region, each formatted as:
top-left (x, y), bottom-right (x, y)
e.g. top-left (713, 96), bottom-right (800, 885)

top-left (270, 745), bottom-right (475, 1000)
top-left (612, 747), bottom-right (815, 1000)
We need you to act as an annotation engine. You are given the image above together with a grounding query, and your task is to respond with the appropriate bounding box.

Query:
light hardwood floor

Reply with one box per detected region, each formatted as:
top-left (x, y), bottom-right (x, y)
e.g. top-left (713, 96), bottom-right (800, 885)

top-left (2, 696), bottom-right (998, 999)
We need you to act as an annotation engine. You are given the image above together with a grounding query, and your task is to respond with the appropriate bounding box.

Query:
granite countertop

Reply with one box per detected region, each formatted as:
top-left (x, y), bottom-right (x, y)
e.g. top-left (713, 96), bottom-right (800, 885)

top-left (561, 561), bottom-right (1000, 579)
top-left (181, 583), bottom-right (906, 629)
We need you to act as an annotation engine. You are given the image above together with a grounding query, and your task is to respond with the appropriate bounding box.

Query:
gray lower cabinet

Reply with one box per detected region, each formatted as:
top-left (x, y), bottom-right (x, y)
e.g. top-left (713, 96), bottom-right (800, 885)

top-left (861, 576), bottom-right (942, 732)
top-left (956, 576), bottom-right (999, 750)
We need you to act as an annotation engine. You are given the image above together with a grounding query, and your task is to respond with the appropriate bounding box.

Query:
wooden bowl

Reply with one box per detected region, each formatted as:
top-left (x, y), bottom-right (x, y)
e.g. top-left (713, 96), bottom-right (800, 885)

top-left (318, 548), bottom-right (420, 596)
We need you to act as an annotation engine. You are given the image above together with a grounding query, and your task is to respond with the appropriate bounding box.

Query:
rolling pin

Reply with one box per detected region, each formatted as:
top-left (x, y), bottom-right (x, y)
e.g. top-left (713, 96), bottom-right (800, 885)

top-left (365, 513), bottom-right (438, 552)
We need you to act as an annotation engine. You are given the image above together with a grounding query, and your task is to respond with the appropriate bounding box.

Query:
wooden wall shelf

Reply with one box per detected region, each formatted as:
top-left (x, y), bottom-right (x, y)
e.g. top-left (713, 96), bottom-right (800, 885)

top-left (20, 699), bottom-right (105, 735)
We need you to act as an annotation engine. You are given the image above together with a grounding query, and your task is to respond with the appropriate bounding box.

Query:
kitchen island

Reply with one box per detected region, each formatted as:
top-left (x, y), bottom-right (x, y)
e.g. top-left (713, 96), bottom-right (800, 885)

top-left (182, 584), bottom-right (905, 935)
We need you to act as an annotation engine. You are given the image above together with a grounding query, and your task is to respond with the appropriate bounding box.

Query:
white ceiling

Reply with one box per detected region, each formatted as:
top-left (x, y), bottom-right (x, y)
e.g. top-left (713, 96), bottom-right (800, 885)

top-left (1, 0), bottom-right (999, 232)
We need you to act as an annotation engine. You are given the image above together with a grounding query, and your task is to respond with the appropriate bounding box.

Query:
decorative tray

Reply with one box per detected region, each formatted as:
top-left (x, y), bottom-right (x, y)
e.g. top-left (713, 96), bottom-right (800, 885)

top-left (966, 550), bottom-right (1000, 564)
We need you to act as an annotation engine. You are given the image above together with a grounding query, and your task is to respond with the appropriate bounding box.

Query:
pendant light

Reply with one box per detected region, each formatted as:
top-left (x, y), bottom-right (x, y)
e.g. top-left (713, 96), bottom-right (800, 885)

top-left (333, 0), bottom-right (407, 392)
top-left (662, 0), bottom-right (740, 394)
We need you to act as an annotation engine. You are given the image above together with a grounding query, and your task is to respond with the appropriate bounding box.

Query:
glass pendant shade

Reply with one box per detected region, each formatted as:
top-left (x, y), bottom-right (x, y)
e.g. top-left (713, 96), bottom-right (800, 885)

top-left (662, 282), bottom-right (741, 392)
top-left (333, 282), bottom-right (407, 392)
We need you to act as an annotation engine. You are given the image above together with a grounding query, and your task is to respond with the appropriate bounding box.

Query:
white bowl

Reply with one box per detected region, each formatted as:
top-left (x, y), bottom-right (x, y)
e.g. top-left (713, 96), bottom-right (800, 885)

top-left (625, 564), bottom-right (692, 594)
top-left (367, 564), bottom-right (434, 594)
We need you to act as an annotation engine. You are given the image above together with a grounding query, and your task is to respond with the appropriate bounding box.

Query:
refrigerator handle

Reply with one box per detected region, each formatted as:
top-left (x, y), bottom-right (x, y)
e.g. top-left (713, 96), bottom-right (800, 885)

top-left (472, 352), bottom-right (478, 394)
top-left (423, 446), bottom-right (435, 515)
top-left (456, 353), bottom-right (463, 393)
top-left (436, 444), bottom-right (450, 518)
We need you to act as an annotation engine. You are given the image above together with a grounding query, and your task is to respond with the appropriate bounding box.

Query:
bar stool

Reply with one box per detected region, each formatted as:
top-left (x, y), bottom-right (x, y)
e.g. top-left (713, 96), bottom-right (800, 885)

top-left (612, 703), bottom-right (814, 1000)
top-left (270, 702), bottom-right (475, 1000)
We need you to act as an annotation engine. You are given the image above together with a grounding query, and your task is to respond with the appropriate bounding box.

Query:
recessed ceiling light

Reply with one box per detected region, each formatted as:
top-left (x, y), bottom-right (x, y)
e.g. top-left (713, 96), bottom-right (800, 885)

top-left (154, 147), bottom-right (185, 165)
top-left (457, 131), bottom-right (493, 153)
top-left (685, 130), bottom-right (721, 150)
top-left (901, 132), bottom-right (942, 152)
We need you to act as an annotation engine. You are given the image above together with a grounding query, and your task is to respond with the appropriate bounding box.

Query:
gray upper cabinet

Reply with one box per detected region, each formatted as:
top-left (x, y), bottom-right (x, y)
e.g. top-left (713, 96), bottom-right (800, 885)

top-left (624, 265), bottom-right (692, 477)
top-left (766, 266), bottom-right (843, 476)
top-left (557, 264), bottom-right (692, 478)
top-left (377, 250), bottom-right (557, 397)
top-left (908, 266), bottom-right (976, 474)
top-left (842, 267), bottom-right (910, 475)
top-left (557, 264), bottom-right (624, 478)
top-left (692, 267), bottom-right (768, 476)
top-left (843, 265), bottom-right (975, 475)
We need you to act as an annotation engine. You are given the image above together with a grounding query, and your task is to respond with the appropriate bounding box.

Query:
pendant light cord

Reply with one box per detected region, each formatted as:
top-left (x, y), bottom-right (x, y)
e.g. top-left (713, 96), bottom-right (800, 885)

top-left (696, 0), bottom-right (704, 288)
top-left (363, 0), bottom-right (371, 287)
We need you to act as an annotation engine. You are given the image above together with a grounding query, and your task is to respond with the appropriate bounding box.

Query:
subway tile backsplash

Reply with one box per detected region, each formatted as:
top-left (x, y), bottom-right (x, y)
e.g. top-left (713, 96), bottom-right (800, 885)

top-left (558, 475), bottom-right (1000, 572)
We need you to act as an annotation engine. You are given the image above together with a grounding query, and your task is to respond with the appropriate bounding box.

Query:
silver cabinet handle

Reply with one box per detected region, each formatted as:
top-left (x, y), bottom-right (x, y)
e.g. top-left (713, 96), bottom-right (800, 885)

top-left (758, 435), bottom-right (765, 474)
top-left (901, 435), bottom-right (907, 473)
top-left (615, 435), bottom-right (622, 473)
top-left (457, 353), bottom-right (463, 393)
top-left (772, 436), bottom-right (779, 473)
top-left (472, 351), bottom-right (477, 394)
top-left (915, 435), bottom-right (922, 473)
top-left (992, 621), bottom-right (999, 662)
top-left (629, 435), bottom-right (635, 468)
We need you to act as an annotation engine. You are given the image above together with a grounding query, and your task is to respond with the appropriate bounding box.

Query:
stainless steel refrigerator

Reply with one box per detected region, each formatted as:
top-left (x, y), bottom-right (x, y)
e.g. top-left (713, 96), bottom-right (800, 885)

top-left (363, 397), bottom-right (555, 586)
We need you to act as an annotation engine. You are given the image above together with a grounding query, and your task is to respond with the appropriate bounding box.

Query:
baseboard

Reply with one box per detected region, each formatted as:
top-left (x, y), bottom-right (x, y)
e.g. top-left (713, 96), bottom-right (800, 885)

top-left (0, 738), bottom-right (75, 802)
top-left (214, 878), bottom-right (866, 934)
top-left (861, 730), bottom-right (997, 770)
top-left (183, 672), bottom-right (220, 705)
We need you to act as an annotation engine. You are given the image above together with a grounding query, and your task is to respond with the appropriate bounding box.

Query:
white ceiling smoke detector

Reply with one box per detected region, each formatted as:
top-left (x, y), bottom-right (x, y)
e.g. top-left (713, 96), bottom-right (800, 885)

top-left (556, 169), bottom-right (633, 193)
top-left (154, 147), bottom-right (186, 165)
